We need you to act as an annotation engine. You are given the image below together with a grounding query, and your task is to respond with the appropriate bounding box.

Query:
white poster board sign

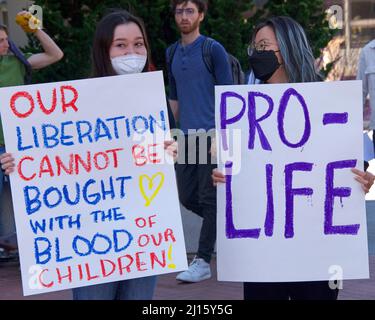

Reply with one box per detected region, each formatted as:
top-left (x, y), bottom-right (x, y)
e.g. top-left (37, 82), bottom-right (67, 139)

top-left (0, 71), bottom-right (187, 295)
top-left (215, 81), bottom-right (369, 282)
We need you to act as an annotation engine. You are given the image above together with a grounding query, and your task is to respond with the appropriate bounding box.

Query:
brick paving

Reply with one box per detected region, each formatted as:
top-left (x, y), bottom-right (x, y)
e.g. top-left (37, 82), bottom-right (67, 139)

top-left (1, 254), bottom-right (375, 300)
top-left (1, 201), bottom-right (375, 300)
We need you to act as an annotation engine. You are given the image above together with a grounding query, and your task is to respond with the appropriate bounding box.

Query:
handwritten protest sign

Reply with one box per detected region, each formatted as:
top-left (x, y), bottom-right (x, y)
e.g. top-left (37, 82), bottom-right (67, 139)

top-left (0, 71), bottom-right (187, 295)
top-left (215, 81), bottom-right (369, 282)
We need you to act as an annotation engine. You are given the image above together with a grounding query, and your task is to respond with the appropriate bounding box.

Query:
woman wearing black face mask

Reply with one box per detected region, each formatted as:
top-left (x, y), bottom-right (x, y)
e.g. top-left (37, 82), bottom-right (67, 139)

top-left (247, 16), bottom-right (322, 84)
top-left (212, 16), bottom-right (375, 300)
top-left (247, 47), bottom-right (281, 83)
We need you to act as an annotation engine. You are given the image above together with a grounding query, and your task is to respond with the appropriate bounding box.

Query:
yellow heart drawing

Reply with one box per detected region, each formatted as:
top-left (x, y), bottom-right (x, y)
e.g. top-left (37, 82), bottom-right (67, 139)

top-left (139, 172), bottom-right (165, 207)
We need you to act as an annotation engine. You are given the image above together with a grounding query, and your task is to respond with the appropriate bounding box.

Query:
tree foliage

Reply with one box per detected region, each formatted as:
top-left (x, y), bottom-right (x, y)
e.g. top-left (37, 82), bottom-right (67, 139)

top-left (26, 0), bottom-right (333, 83)
top-left (262, 0), bottom-right (336, 58)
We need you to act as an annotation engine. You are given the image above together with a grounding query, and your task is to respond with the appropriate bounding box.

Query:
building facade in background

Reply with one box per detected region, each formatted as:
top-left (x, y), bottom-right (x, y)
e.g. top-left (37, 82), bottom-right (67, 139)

top-left (0, 0), bottom-right (34, 47)
top-left (322, 0), bottom-right (375, 80)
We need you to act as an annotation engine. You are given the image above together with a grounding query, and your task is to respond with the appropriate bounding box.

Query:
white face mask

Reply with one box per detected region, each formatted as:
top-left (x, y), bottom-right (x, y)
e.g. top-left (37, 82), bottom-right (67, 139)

top-left (111, 54), bottom-right (147, 75)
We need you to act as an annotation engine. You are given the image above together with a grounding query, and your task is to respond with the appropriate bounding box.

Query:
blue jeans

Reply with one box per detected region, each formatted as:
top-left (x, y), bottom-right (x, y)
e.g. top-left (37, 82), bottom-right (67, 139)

top-left (72, 276), bottom-right (157, 300)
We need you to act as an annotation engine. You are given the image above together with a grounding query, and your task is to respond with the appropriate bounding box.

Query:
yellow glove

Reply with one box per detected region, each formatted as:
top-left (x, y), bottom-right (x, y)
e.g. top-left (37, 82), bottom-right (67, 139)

top-left (15, 12), bottom-right (41, 33)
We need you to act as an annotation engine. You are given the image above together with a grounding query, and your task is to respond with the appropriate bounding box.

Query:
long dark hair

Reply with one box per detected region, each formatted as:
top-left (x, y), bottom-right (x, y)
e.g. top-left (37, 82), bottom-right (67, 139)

top-left (92, 10), bottom-right (151, 77)
top-left (252, 16), bottom-right (323, 83)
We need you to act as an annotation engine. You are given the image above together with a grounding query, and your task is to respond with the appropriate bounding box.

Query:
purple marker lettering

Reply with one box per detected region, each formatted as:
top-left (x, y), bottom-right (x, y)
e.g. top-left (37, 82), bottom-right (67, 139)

top-left (324, 160), bottom-right (359, 235)
top-left (220, 92), bottom-right (246, 151)
top-left (248, 91), bottom-right (274, 151)
top-left (323, 113), bottom-right (348, 125)
top-left (284, 162), bottom-right (314, 238)
top-left (264, 164), bottom-right (274, 236)
top-left (225, 161), bottom-right (261, 239)
top-left (278, 88), bottom-right (311, 148)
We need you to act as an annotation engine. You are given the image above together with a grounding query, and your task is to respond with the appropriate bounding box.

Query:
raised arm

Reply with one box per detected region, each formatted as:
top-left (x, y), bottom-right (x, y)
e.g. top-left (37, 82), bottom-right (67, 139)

top-left (27, 29), bottom-right (64, 69)
top-left (15, 11), bottom-right (63, 70)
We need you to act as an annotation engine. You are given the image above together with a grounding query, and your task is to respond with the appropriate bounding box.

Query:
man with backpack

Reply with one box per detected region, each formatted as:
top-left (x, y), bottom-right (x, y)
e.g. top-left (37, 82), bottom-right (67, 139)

top-left (0, 10), bottom-right (63, 260)
top-left (166, 0), bottom-right (233, 283)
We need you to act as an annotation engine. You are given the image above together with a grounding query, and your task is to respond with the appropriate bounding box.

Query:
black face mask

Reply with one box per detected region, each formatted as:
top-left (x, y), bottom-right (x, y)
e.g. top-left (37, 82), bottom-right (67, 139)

top-left (248, 50), bottom-right (281, 82)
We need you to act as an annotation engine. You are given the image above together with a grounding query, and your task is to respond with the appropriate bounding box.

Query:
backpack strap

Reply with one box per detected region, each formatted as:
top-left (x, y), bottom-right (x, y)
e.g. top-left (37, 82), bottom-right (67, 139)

top-left (202, 37), bottom-right (215, 76)
top-left (229, 54), bottom-right (245, 84)
top-left (166, 41), bottom-right (179, 76)
top-left (168, 37), bottom-right (217, 82)
top-left (8, 39), bottom-right (32, 84)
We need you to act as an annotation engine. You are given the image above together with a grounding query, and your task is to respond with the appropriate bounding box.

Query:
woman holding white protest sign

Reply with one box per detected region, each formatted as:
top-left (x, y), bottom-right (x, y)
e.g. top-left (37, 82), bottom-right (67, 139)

top-left (0, 9), bottom-right (177, 300)
top-left (212, 16), bottom-right (375, 300)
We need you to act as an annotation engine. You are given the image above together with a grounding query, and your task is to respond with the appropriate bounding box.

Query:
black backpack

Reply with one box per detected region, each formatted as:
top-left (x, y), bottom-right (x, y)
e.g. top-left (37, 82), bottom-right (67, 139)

top-left (167, 37), bottom-right (245, 85)
top-left (8, 39), bottom-right (32, 84)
